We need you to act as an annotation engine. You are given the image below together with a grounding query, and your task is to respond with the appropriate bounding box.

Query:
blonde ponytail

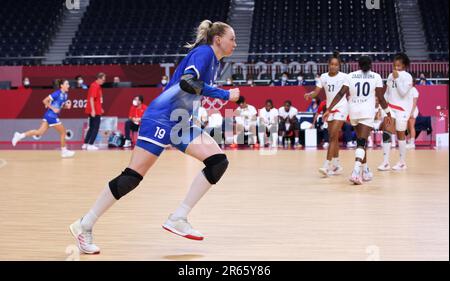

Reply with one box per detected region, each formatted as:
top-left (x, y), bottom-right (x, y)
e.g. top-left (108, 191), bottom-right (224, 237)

top-left (185, 20), bottom-right (231, 50)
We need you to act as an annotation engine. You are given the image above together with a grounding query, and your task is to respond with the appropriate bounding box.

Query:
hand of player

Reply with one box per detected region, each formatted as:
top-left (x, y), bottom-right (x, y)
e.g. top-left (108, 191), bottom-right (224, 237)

top-left (229, 88), bottom-right (240, 102)
top-left (101, 108), bottom-right (104, 114)
top-left (91, 111), bottom-right (96, 118)
top-left (322, 110), bottom-right (330, 122)
top-left (304, 92), bottom-right (312, 100)
top-left (383, 115), bottom-right (394, 133)
top-left (393, 67), bottom-right (399, 79)
top-left (64, 100), bottom-right (72, 109)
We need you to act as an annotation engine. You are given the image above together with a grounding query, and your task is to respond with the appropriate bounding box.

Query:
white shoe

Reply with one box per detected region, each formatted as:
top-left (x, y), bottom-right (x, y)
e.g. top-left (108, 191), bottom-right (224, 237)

top-left (406, 143), bottom-right (416, 149)
top-left (392, 162), bottom-right (407, 171)
top-left (61, 149), bottom-right (75, 158)
top-left (349, 169), bottom-right (363, 185)
top-left (69, 218), bottom-right (100, 254)
top-left (162, 215), bottom-right (204, 241)
top-left (322, 142), bottom-right (329, 149)
top-left (377, 162), bottom-right (391, 171)
top-left (123, 140), bottom-right (132, 148)
top-left (367, 141), bottom-right (373, 148)
top-left (332, 165), bottom-right (344, 175)
top-left (362, 167), bottom-right (373, 182)
top-left (81, 144), bottom-right (88, 150)
top-left (87, 144), bottom-right (99, 151)
top-left (12, 132), bottom-right (23, 147)
top-left (347, 141), bottom-right (356, 148)
top-left (318, 167), bottom-right (334, 177)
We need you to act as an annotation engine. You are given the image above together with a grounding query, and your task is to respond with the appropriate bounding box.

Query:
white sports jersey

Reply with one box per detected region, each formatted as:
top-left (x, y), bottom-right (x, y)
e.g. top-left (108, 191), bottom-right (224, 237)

top-left (316, 71), bottom-right (349, 110)
top-left (259, 107), bottom-right (278, 125)
top-left (278, 106), bottom-right (298, 119)
top-left (347, 70), bottom-right (384, 119)
top-left (385, 71), bottom-right (414, 113)
top-left (236, 105), bottom-right (257, 125)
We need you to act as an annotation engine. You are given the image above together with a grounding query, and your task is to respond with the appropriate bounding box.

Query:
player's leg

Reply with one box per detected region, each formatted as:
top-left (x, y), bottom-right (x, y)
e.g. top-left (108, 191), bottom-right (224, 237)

top-left (292, 117), bottom-right (300, 147)
top-left (320, 119), bottom-right (344, 176)
top-left (12, 121), bottom-right (49, 146)
top-left (378, 116), bottom-right (396, 171)
top-left (350, 122), bottom-right (372, 185)
top-left (407, 117), bottom-right (416, 148)
top-left (230, 122), bottom-right (243, 148)
top-left (53, 123), bottom-right (75, 158)
top-left (393, 116), bottom-right (408, 170)
top-left (164, 128), bottom-right (229, 240)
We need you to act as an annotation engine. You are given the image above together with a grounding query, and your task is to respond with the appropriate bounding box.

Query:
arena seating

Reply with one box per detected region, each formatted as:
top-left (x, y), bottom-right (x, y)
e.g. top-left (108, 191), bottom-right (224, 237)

top-left (418, 0), bottom-right (449, 61)
top-left (0, 0), bottom-right (64, 66)
top-left (64, 0), bottom-right (230, 65)
top-left (248, 0), bottom-right (401, 63)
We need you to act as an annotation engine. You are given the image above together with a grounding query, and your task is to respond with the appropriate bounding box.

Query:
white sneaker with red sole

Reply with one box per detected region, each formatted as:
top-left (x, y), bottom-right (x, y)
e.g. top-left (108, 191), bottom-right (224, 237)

top-left (69, 218), bottom-right (100, 254)
top-left (318, 167), bottom-right (334, 177)
top-left (349, 169), bottom-right (363, 185)
top-left (362, 167), bottom-right (374, 182)
top-left (162, 215), bottom-right (204, 241)
top-left (377, 162), bottom-right (391, 171)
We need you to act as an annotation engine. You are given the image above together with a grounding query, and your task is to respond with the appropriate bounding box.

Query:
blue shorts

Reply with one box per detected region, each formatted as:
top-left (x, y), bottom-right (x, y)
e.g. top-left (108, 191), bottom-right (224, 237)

top-left (42, 112), bottom-right (61, 127)
top-left (136, 119), bottom-right (203, 156)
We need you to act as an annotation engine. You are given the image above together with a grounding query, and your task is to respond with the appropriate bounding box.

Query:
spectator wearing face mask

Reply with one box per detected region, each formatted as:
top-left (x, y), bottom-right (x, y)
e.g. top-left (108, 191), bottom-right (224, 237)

top-left (19, 77), bottom-right (31, 90)
top-left (224, 78), bottom-right (234, 86)
top-left (113, 76), bottom-right (121, 87)
top-left (306, 98), bottom-right (320, 113)
top-left (273, 72), bottom-right (291, 86)
top-left (246, 77), bottom-right (255, 87)
top-left (293, 74), bottom-right (306, 86)
top-left (75, 75), bottom-right (88, 90)
top-left (123, 95), bottom-right (147, 148)
top-left (157, 75), bottom-right (169, 89)
top-left (230, 96), bottom-right (258, 148)
top-left (417, 73), bottom-right (433, 85)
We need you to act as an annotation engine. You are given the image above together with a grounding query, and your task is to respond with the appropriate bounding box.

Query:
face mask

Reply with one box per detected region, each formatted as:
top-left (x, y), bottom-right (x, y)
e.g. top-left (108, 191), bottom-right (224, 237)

top-left (78, 79), bottom-right (84, 85)
top-left (281, 76), bottom-right (287, 81)
top-left (226, 80), bottom-right (232, 85)
top-left (161, 79), bottom-right (167, 85)
top-left (132, 100), bottom-right (139, 106)
top-left (297, 76), bottom-right (303, 81)
top-left (247, 80), bottom-right (253, 85)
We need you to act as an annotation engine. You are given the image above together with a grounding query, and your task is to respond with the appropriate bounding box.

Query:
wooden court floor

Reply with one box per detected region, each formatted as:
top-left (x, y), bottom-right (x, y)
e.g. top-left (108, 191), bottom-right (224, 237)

top-left (0, 148), bottom-right (448, 260)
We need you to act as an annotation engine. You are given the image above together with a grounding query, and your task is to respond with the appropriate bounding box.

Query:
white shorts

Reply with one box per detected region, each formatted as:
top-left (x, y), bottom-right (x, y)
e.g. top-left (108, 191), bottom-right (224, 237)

top-left (350, 118), bottom-right (374, 128)
top-left (327, 105), bottom-right (348, 122)
top-left (381, 108), bottom-right (410, 132)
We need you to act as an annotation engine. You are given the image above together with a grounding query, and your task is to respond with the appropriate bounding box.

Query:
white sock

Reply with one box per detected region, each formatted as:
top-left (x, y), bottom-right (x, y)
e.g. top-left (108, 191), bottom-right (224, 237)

top-left (391, 134), bottom-right (396, 146)
top-left (233, 134), bottom-right (238, 144)
top-left (398, 140), bottom-right (407, 163)
top-left (278, 136), bottom-right (283, 144)
top-left (172, 171), bottom-right (212, 219)
top-left (81, 185), bottom-right (117, 230)
top-left (323, 160), bottom-right (330, 169)
top-left (383, 142), bottom-right (391, 164)
top-left (332, 157), bottom-right (340, 167)
top-left (295, 137), bottom-right (299, 144)
top-left (410, 138), bottom-right (415, 145)
top-left (272, 133), bottom-right (278, 146)
top-left (354, 161), bottom-right (362, 171)
top-left (253, 135), bottom-right (258, 145)
top-left (61, 146), bottom-right (68, 152)
top-left (258, 132), bottom-right (265, 145)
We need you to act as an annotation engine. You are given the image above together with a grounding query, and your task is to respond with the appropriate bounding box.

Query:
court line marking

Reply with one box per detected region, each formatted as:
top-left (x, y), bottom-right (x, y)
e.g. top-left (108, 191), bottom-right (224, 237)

top-left (0, 159), bottom-right (7, 169)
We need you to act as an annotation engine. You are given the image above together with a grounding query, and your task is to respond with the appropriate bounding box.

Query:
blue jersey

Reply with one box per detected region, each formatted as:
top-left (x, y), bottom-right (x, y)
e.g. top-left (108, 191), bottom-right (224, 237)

top-left (143, 45), bottom-right (230, 127)
top-left (45, 89), bottom-right (68, 118)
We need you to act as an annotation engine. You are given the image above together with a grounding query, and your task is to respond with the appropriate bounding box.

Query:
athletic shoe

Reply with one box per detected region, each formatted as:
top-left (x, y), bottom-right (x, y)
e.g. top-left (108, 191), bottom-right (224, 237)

top-left (362, 167), bottom-right (373, 182)
top-left (332, 165), bottom-right (344, 175)
top-left (406, 143), bottom-right (416, 149)
top-left (253, 143), bottom-right (260, 149)
top-left (123, 140), bottom-right (132, 148)
top-left (61, 149), bottom-right (75, 158)
top-left (229, 143), bottom-right (238, 149)
top-left (377, 162), bottom-right (391, 171)
top-left (12, 132), bottom-right (23, 147)
top-left (81, 144), bottom-right (88, 150)
top-left (69, 218), bottom-right (100, 254)
top-left (349, 169), bottom-right (363, 185)
top-left (347, 141), bottom-right (356, 148)
top-left (318, 167), bottom-right (334, 177)
top-left (322, 142), bottom-right (329, 149)
top-left (87, 144), bottom-right (99, 151)
top-left (392, 162), bottom-right (407, 171)
top-left (162, 215), bottom-right (204, 241)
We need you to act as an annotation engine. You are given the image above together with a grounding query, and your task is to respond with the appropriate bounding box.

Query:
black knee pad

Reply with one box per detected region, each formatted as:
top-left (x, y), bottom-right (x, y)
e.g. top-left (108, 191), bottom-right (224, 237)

top-left (356, 138), bottom-right (367, 148)
top-left (109, 168), bottom-right (143, 200)
top-left (383, 131), bottom-right (392, 143)
top-left (202, 154), bottom-right (229, 185)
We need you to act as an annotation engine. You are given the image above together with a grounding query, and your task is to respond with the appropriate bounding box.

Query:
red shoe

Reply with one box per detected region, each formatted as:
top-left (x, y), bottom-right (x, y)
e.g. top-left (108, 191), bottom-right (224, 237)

top-left (229, 143), bottom-right (238, 149)
top-left (253, 143), bottom-right (260, 149)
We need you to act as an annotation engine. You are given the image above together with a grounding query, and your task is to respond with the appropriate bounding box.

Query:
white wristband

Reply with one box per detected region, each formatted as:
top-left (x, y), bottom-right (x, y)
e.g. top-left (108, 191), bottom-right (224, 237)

top-left (384, 107), bottom-right (390, 114)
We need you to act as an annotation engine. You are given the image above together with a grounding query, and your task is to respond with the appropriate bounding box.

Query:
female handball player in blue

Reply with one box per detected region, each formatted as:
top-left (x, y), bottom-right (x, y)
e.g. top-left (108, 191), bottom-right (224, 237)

top-left (70, 20), bottom-right (240, 254)
top-left (12, 79), bottom-right (75, 158)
